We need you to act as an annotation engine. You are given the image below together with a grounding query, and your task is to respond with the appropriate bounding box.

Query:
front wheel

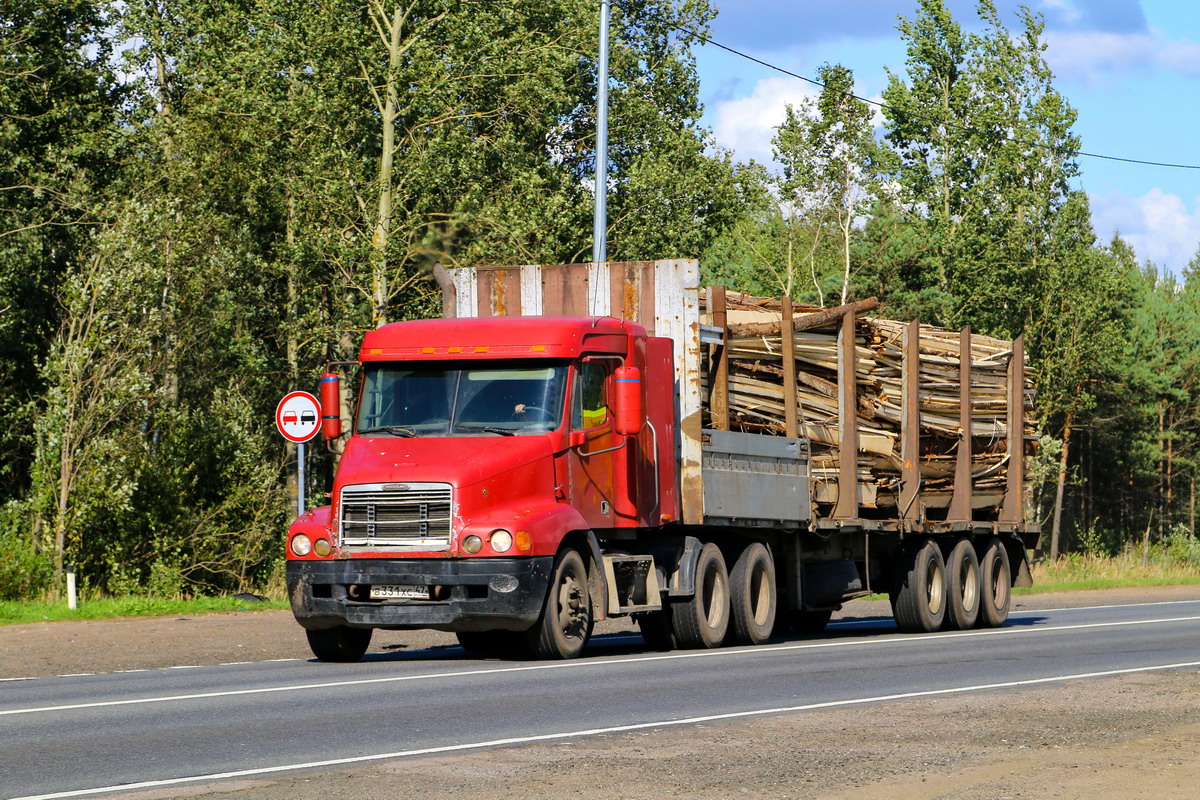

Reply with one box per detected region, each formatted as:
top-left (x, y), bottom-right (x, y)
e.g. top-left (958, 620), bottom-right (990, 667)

top-left (525, 548), bottom-right (592, 659)
top-left (306, 626), bottom-right (372, 662)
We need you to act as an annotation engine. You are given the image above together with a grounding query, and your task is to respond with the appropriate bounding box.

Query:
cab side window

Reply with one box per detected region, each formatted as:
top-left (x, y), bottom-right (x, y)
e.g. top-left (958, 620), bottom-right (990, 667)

top-left (572, 362), bottom-right (609, 429)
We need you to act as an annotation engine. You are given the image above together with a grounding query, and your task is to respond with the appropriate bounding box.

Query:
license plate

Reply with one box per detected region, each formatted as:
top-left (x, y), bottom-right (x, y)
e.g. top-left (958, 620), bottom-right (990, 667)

top-left (369, 584), bottom-right (429, 600)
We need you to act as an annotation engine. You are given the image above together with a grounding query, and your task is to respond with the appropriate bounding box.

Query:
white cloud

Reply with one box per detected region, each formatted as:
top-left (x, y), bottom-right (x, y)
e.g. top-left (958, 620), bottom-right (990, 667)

top-left (709, 75), bottom-right (886, 168)
top-left (710, 76), bottom-right (821, 166)
top-left (1044, 28), bottom-right (1200, 83)
top-left (1090, 188), bottom-right (1200, 273)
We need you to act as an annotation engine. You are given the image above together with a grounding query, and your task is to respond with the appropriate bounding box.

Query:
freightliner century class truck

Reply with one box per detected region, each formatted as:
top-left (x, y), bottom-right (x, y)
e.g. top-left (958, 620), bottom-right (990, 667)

top-left (286, 260), bottom-right (1036, 660)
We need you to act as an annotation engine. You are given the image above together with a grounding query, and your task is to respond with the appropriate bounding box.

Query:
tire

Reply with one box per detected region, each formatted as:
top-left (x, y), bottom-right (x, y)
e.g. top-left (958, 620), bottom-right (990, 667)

top-left (525, 548), bottom-right (592, 659)
top-left (636, 610), bottom-right (676, 651)
top-left (891, 538), bottom-right (947, 633)
top-left (306, 626), bottom-right (372, 662)
top-left (671, 542), bottom-right (731, 648)
top-left (728, 542), bottom-right (777, 645)
top-left (976, 536), bottom-right (1012, 628)
top-left (944, 538), bottom-right (981, 630)
top-left (456, 630), bottom-right (526, 656)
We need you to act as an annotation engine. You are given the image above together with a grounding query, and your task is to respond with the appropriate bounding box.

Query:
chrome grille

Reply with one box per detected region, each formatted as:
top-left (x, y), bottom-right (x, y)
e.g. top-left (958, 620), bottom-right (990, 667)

top-left (339, 483), bottom-right (452, 548)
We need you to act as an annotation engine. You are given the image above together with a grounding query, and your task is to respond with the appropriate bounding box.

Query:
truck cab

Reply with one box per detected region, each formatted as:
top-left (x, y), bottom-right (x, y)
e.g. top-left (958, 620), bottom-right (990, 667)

top-left (286, 315), bottom-right (675, 660)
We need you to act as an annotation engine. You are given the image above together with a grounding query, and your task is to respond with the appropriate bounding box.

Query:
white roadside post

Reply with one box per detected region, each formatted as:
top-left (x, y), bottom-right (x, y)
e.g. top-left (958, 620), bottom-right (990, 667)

top-left (275, 391), bottom-right (322, 515)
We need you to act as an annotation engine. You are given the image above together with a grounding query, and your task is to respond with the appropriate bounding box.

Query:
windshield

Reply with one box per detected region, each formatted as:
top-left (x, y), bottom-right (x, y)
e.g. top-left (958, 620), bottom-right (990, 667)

top-left (355, 360), bottom-right (568, 437)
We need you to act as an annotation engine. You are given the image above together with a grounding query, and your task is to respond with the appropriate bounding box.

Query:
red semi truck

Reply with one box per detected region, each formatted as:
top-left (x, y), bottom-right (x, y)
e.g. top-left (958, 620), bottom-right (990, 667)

top-left (286, 259), bottom-right (1036, 660)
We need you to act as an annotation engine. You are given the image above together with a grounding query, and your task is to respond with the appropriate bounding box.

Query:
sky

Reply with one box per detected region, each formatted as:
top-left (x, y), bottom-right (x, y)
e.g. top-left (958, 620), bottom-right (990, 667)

top-left (693, 0), bottom-right (1200, 275)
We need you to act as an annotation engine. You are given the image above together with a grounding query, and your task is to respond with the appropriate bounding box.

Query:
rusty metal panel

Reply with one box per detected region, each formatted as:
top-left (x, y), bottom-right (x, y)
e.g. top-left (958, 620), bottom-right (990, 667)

top-left (833, 311), bottom-right (859, 520)
top-left (1001, 334), bottom-right (1026, 524)
top-left (474, 267), bottom-right (525, 317)
top-left (948, 326), bottom-right (973, 523)
top-left (900, 319), bottom-right (922, 525)
top-left (539, 264), bottom-right (567, 316)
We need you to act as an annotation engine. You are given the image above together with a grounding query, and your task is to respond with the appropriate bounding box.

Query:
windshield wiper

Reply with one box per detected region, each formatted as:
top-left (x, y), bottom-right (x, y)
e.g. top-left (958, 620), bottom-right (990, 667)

top-left (458, 424), bottom-right (515, 436)
top-left (358, 425), bottom-right (417, 438)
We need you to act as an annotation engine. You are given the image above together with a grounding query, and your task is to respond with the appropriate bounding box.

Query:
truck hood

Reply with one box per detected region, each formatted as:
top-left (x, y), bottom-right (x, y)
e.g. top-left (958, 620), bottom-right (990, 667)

top-left (335, 433), bottom-right (555, 491)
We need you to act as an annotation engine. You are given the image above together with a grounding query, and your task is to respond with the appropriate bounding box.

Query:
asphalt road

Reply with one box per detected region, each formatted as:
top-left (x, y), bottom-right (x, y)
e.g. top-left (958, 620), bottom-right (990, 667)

top-left (4, 599), bottom-right (1199, 800)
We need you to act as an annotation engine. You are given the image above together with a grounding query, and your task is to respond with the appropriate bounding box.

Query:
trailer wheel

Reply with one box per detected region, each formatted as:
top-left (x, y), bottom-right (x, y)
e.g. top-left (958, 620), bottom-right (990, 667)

top-left (671, 542), bottom-right (731, 648)
top-left (306, 626), bottom-right (372, 662)
top-left (456, 630), bottom-right (525, 656)
top-left (976, 536), bottom-right (1012, 628)
top-left (891, 538), bottom-right (946, 633)
top-left (636, 611), bottom-right (676, 650)
top-left (944, 538), bottom-right (981, 630)
top-left (728, 543), bottom-right (777, 645)
top-left (525, 548), bottom-right (592, 659)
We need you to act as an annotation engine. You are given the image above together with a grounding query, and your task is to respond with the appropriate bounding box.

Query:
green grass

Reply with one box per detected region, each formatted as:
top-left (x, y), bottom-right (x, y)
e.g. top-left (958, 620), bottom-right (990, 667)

top-left (1020, 550), bottom-right (1200, 595)
top-left (0, 594), bottom-right (289, 626)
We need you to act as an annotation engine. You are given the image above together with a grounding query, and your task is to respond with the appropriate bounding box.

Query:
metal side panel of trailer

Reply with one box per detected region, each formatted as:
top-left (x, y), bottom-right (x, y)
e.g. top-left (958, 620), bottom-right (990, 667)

top-left (700, 429), bottom-right (810, 527)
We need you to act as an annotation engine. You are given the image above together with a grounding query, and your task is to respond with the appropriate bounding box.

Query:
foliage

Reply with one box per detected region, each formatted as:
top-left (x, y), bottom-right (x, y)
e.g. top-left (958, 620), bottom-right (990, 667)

top-left (3, 0), bottom-right (1200, 603)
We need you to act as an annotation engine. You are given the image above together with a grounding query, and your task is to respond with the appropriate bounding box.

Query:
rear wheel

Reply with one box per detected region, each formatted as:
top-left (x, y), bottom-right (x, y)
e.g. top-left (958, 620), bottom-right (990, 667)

top-left (525, 548), bottom-right (592, 659)
top-left (891, 538), bottom-right (946, 633)
top-left (944, 538), bottom-right (981, 630)
top-left (976, 536), bottom-right (1013, 628)
top-left (306, 626), bottom-right (372, 662)
top-left (671, 542), bottom-right (731, 648)
top-left (728, 543), bottom-right (777, 645)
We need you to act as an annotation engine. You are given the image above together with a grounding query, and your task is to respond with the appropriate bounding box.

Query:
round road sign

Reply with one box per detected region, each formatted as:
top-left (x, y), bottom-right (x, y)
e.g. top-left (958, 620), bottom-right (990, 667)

top-left (276, 391), bottom-right (321, 443)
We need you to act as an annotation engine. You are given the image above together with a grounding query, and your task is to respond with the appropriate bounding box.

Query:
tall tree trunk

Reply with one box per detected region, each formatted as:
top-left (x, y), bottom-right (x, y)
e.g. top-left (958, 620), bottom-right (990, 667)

top-left (370, 5), bottom-right (407, 328)
top-left (1050, 412), bottom-right (1073, 560)
top-left (1158, 403), bottom-right (1166, 543)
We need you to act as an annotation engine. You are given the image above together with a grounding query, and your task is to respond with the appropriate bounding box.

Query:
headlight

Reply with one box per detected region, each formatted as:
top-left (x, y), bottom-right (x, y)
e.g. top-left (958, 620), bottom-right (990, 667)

top-left (462, 535), bottom-right (483, 554)
top-left (291, 534), bottom-right (312, 557)
top-left (313, 538), bottom-right (332, 557)
top-left (490, 529), bottom-right (513, 553)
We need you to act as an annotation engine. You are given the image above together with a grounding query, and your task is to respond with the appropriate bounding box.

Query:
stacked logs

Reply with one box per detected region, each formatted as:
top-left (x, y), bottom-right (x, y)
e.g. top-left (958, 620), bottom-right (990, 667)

top-left (701, 290), bottom-right (1035, 517)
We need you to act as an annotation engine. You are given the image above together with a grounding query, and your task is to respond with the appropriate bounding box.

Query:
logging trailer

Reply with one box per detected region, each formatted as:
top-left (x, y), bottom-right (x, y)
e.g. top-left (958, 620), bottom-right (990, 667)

top-left (286, 259), bottom-right (1037, 660)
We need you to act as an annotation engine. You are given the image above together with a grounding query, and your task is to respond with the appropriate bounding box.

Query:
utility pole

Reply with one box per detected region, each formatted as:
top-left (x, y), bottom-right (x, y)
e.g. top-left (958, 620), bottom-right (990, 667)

top-left (593, 0), bottom-right (610, 267)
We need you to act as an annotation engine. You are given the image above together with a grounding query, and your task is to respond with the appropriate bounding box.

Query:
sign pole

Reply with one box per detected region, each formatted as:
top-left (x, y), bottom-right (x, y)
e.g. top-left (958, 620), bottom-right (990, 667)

top-left (297, 441), bottom-right (306, 516)
top-left (275, 390), bottom-right (321, 518)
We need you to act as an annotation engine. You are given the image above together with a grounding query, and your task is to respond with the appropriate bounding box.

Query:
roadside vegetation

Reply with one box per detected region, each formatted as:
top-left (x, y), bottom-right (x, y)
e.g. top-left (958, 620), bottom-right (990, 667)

top-left (0, 594), bottom-right (288, 626)
top-left (3, 0), bottom-right (1200, 603)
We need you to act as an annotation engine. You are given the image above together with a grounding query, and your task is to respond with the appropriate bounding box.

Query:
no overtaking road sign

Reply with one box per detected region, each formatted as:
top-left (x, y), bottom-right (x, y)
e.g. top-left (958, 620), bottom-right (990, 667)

top-left (276, 391), bottom-right (321, 443)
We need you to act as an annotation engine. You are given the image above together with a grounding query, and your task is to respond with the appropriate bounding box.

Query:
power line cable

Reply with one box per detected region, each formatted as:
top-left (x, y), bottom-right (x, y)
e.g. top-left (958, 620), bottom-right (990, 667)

top-left (629, 3), bottom-right (1200, 171)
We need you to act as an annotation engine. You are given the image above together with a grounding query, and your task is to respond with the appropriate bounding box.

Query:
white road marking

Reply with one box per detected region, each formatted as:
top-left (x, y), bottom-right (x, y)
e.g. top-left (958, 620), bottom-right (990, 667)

top-left (826, 598), bottom-right (1200, 628)
top-left (4, 613), bottom-right (1199, 718)
top-left (11, 659), bottom-right (1200, 800)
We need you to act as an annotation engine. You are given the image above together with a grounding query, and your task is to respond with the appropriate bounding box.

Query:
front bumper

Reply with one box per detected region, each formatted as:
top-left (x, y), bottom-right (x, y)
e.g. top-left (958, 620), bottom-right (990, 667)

top-left (286, 557), bottom-right (554, 633)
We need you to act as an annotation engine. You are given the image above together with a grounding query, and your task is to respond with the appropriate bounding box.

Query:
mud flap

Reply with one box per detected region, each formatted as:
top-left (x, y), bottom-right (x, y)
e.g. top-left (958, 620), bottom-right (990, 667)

top-left (585, 530), bottom-right (609, 621)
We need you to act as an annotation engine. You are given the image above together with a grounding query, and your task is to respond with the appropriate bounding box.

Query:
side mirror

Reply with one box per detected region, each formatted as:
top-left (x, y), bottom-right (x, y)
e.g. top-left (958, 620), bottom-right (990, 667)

top-left (319, 372), bottom-right (342, 439)
top-left (613, 365), bottom-right (643, 437)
